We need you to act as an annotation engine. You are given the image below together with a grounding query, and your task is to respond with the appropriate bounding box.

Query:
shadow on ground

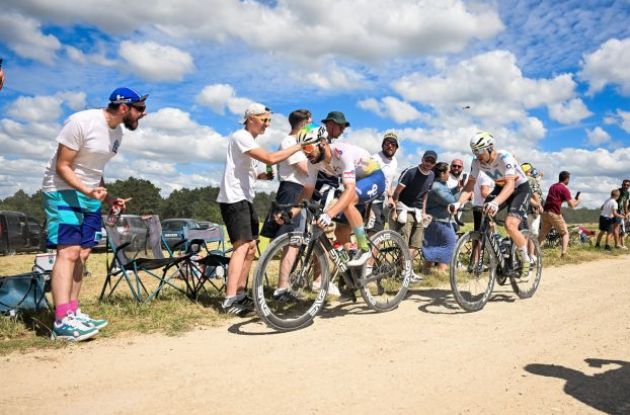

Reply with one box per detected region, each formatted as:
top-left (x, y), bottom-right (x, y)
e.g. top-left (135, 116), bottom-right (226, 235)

top-left (525, 358), bottom-right (630, 415)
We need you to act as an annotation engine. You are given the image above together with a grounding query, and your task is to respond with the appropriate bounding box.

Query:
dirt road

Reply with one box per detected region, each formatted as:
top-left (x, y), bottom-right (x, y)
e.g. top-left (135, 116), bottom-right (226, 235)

top-left (2, 257), bottom-right (630, 414)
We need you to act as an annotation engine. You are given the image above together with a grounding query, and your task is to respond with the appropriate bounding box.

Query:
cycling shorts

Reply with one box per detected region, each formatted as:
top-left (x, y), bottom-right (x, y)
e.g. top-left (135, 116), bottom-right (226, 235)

top-left (485, 181), bottom-right (531, 221)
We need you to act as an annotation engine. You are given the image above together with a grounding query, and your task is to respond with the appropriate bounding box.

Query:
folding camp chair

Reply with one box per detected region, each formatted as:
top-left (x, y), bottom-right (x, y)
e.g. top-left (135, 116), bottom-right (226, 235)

top-left (99, 215), bottom-right (194, 303)
top-left (173, 225), bottom-right (230, 299)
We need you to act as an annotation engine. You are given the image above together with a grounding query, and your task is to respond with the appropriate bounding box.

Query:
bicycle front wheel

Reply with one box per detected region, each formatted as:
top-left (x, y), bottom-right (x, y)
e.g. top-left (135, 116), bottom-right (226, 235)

top-left (252, 233), bottom-right (329, 331)
top-left (359, 230), bottom-right (411, 312)
top-left (510, 230), bottom-right (543, 299)
top-left (450, 231), bottom-right (496, 312)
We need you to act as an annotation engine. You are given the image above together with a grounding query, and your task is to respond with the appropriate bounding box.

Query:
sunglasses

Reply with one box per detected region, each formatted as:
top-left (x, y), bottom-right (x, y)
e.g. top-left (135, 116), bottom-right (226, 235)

top-left (254, 115), bottom-right (272, 123)
top-left (131, 104), bottom-right (146, 113)
top-left (302, 144), bottom-right (317, 154)
top-left (472, 148), bottom-right (485, 156)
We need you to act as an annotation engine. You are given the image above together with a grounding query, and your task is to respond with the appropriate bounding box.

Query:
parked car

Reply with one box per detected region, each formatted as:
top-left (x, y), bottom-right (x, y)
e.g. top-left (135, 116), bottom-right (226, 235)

top-left (161, 218), bottom-right (206, 249)
top-left (102, 214), bottom-right (148, 251)
top-left (0, 211), bottom-right (46, 255)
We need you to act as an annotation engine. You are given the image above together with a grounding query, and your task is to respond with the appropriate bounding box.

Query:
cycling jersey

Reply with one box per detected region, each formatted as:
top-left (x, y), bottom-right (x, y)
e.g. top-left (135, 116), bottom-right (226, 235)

top-left (469, 150), bottom-right (527, 187)
top-left (307, 142), bottom-right (381, 185)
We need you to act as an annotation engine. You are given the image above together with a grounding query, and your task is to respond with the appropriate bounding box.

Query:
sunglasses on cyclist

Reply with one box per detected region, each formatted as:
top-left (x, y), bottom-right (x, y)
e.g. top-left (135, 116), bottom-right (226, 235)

top-left (302, 143), bottom-right (317, 154)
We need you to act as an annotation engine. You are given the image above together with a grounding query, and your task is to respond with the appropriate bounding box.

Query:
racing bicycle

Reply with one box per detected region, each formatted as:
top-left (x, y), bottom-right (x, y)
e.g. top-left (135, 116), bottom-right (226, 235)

top-left (253, 201), bottom-right (412, 331)
top-left (449, 209), bottom-right (543, 312)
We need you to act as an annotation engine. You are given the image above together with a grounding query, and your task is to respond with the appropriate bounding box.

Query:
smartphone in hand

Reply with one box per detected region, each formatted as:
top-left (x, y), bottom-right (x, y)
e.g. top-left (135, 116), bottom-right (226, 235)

top-left (575, 191), bottom-right (581, 200)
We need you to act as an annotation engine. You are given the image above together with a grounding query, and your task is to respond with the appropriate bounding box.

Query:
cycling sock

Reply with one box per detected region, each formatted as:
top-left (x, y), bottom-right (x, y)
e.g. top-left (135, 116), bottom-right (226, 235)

top-left (353, 226), bottom-right (369, 251)
top-left (518, 245), bottom-right (529, 262)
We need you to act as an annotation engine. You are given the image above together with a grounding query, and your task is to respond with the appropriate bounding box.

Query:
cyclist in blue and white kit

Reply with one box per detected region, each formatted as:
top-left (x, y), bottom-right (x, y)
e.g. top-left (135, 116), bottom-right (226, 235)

top-left (297, 126), bottom-right (386, 267)
top-left (451, 131), bottom-right (532, 277)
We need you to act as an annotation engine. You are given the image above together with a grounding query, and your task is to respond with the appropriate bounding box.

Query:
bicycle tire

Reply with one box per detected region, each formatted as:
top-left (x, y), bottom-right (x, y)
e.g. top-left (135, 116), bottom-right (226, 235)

top-left (359, 230), bottom-right (411, 312)
top-left (253, 232), bottom-right (329, 331)
top-left (509, 230), bottom-right (543, 299)
top-left (449, 231), bottom-right (497, 312)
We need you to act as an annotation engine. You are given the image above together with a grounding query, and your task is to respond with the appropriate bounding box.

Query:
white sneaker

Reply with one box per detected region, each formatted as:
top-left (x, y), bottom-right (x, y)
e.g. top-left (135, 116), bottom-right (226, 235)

top-left (312, 280), bottom-right (340, 297)
top-left (409, 271), bottom-right (424, 283)
top-left (347, 251), bottom-right (371, 267)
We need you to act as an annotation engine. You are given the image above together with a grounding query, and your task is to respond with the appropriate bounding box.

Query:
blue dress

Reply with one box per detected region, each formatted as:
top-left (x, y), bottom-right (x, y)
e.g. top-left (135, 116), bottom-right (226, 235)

top-left (423, 180), bottom-right (458, 264)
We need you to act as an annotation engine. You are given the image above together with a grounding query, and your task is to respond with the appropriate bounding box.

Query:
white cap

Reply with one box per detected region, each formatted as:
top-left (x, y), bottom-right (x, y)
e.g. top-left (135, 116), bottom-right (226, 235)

top-left (240, 103), bottom-right (271, 124)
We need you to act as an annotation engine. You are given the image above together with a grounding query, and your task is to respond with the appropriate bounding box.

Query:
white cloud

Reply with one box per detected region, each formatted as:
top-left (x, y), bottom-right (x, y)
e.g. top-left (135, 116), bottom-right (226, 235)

top-left (196, 84), bottom-right (253, 116)
top-left (581, 37), bottom-right (630, 95)
top-left (358, 96), bottom-right (423, 124)
top-left (6, 92), bottom-right (87, 123)
top-left (392, 50), bottom-right (577, 127)
top-left (586, 127), bottom-right (611, 146)
top-left (0, 12), bottom-right (61, 64)
top-left (118, 41), bottom-right (194, 82)
top-left (7, 0), bottom-right (503, 62)
top-left (301, 65), bottom-right (365, 90)
top-left (618, 109), bottom-right (630, 133)
top-left (547, 98), bottom-right (592, 125)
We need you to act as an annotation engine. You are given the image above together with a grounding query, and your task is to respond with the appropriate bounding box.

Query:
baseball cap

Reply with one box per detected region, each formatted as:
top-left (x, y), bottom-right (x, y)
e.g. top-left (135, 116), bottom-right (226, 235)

top-left (240, 103), bottom-right (271, 124)
top-left (109, 87), bottom-right (148, 104)
top-left (321, 111), bottom-right (350, 127)
top-left (423, 150), bottom-right (438, 160)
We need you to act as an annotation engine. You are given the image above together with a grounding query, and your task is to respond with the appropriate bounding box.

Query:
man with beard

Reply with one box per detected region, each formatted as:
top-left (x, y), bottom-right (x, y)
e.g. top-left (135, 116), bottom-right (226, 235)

top-left (446, 158), bottom-right (467, 231)
top-left (42, 87), bottom-right (147, 341)
top-left (368, 131), bottom-right (399, 235)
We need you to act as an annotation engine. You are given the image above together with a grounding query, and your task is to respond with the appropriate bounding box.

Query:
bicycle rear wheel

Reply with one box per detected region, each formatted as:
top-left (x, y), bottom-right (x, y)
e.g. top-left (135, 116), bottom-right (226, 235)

top-left (253, 233), bottom-right (329, 331)
top-left (510, 230), bottom-right (543, 299)
top-left (359, 230), bottom-right (411, 312)
top-left (450, 231), bottom-right (496, 312)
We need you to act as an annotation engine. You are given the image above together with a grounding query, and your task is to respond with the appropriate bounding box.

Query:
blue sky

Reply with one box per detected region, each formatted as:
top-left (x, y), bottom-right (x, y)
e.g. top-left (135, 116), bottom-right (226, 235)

top-left (1, 0), bottom-right (629, 208)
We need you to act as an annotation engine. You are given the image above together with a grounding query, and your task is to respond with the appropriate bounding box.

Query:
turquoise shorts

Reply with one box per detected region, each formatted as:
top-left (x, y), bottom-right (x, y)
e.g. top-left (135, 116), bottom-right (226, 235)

top-left (44, 190), bottom-right (103, 249)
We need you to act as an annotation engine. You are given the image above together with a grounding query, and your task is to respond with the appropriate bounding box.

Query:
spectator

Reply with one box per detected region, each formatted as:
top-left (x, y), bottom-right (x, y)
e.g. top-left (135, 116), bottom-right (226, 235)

top-left (471, 170), bottom-right (495, 232)
top-left (446, 158), bottom-right (467, 231)
top-left (613, 179), bottom-right (630, 250)
top-left (423, 162), bottom-right (458, 274)
top-left (595, 189), bottom-right (624, 250)
top-left (368, 131), bottom-right (399, 235)
top-left (391, 150), bottom-right (436, 281)
top-left (0, 62), bottom-right (4, 91)
top-left (217, 103), bottom-right (303, 315)
top-left (538, 171), bottom-right (580, 257)
top-left (521, 163), bottom-right (544, 238)
top-left (42, 87), bottom-right (148, 341)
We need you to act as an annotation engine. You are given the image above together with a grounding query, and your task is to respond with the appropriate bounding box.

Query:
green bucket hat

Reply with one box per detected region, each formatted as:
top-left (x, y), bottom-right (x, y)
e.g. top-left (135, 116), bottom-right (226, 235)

top-left (321, 111), bottom-right (350, 127)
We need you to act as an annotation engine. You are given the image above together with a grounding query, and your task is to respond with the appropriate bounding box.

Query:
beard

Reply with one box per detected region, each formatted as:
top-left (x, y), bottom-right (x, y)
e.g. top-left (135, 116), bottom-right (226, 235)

top-left (123, 113), bottom-right (139, 130)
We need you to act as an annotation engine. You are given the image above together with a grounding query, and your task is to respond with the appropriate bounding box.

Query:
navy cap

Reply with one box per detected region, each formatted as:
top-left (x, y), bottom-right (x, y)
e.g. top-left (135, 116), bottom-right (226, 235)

top-left (423, 150), bottom-right (438, 160)
top-left (109, 87), bottom-right (148, 104)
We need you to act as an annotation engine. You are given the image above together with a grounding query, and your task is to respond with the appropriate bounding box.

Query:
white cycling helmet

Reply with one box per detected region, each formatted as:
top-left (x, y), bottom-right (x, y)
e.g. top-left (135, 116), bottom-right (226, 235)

top-left (297, 124), bottom-right (328, 145)
top-left (469, 131), bottom-right (495, 153)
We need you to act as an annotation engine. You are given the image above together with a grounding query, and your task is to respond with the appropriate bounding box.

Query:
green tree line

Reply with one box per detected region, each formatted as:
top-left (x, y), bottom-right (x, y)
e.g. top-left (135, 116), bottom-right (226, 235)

top-left (0, 176), bottom-right (603, 225)
top-left (0, 177), bottom-right (276, 225)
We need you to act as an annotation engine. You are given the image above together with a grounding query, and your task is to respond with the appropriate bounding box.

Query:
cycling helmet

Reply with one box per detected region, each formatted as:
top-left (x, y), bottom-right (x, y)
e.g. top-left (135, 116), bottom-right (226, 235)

top-left (520, 162), bottom-right (532, 174)
top-left (469, 131), bottom-right (494, 153)
top-left (297, 124), bottom-right (328, 145)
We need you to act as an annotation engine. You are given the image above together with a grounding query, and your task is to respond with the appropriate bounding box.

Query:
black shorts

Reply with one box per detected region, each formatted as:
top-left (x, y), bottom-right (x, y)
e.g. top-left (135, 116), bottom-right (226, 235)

top-left (486, 181), bottom-right (531, 221)
top-left (473, 206), bottom-right (483, 231)
top-left (220, 200), bottom-right (259, 243)
top-left (599, 216), bottom-right (614, 232)
top-left (260, 181), bottom-right (304, 239)
top-left (368, 200), bottom-right (386, 232)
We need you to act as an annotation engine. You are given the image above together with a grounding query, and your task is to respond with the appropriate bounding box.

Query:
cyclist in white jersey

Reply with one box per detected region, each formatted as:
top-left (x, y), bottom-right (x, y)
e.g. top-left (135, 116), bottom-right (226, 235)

top-left (297, 126), bottom-right (385, 267)
top-left (451, 131), bottom-right (532, 277)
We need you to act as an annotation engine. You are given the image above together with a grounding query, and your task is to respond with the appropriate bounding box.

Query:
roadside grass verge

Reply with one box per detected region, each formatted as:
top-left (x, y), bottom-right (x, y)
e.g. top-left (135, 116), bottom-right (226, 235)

top-left (1, 226), bottom-right (627, 354)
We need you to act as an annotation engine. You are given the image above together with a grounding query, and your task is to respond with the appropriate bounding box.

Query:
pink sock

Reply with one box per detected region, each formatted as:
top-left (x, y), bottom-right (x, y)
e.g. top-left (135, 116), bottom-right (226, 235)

top-left (70, 300), bottom-right (79, 313)
top-left (55, 303), bottom-right (73, 321)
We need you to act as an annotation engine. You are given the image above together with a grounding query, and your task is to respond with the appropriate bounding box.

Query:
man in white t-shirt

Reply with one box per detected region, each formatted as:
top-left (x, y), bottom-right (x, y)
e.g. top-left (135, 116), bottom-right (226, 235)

top-left (595, 189), bottom-right (624, 250)
top-left (261, 109), bottom-right (313, 240)
top-left (368, 131), bottom-right (399, 235)
top-left (471, 170), bottom-right (495, 231)
top-left (42, 87), bottom-right (147, 341)
top-left (447, 158), bottom-right (467, 231)
top-left (217, 103), bottom-right (303, 315)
